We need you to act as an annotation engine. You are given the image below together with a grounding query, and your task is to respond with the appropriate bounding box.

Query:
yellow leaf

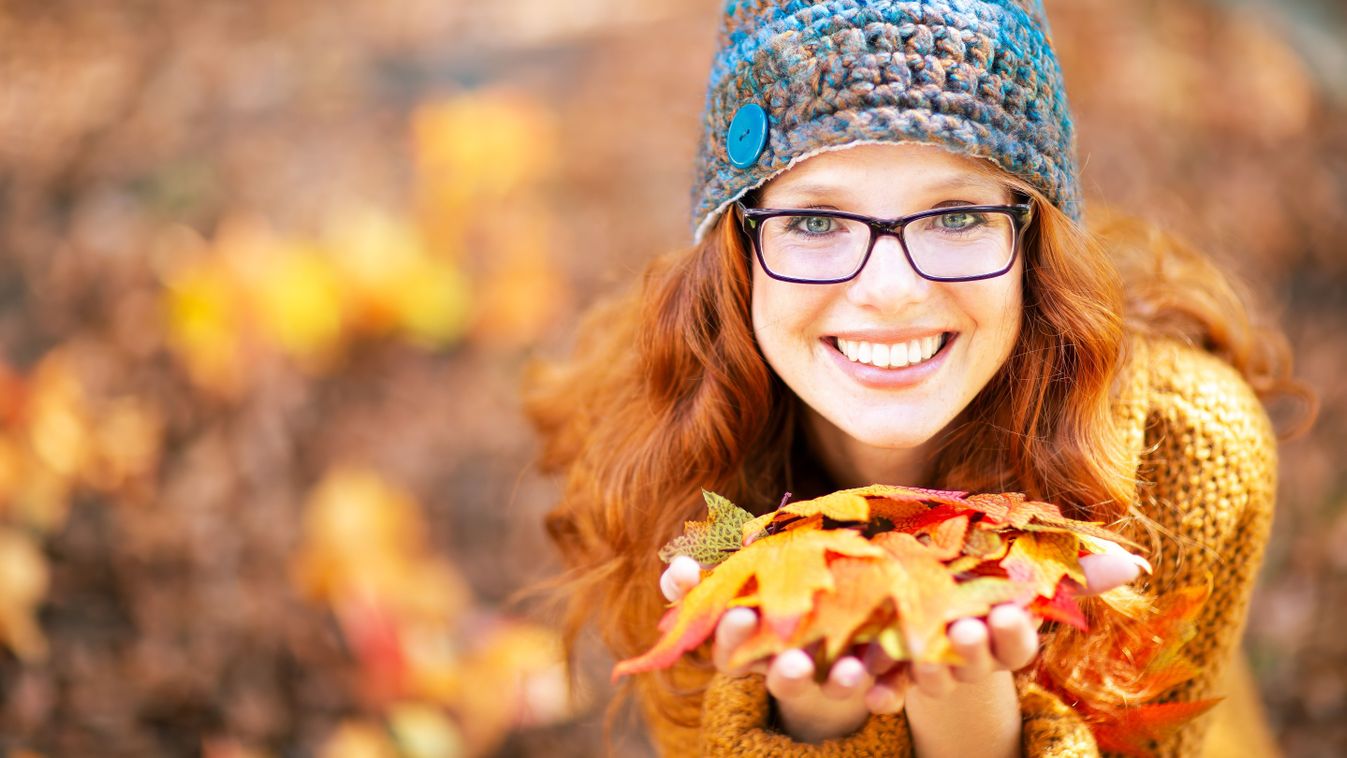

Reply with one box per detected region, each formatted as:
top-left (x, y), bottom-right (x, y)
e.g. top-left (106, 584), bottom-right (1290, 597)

top-left (0, 527), bottom-right (50, 661)
top-left (388, 703), bottom-right (465, 758)
top-left (614, 528), bottom-right (885, 678)
top-left (251, 245), bottom-right (346, 366)
top-left (319, 721), bottom-right (399, 758)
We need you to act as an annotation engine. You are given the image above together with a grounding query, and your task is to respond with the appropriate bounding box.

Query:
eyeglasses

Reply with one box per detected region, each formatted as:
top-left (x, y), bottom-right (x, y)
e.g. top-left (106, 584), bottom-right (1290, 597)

top-left (736, 201), bottom-right (1033, 284)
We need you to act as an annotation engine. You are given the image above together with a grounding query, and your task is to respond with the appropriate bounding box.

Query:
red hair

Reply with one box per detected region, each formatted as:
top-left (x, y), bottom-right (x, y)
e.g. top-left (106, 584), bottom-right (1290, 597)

top-left (524, 176), bottom-right (1311, 734)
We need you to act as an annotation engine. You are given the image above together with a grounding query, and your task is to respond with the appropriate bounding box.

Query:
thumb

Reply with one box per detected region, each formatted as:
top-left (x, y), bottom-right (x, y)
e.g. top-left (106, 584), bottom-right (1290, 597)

top-left (1079, 550), bottom-right (1149, 595)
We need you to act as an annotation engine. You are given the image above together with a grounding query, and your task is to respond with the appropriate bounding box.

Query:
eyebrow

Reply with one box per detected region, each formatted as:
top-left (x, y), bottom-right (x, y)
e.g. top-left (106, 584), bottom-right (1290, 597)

top-left (765, 175), bottom-right (1008, 203)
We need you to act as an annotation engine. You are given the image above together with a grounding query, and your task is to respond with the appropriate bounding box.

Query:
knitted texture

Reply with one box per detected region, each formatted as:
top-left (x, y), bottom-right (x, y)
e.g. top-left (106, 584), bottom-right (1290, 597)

top-left (637, 336), bottom-right (1278, 757)
top-left (690, 0), bottom-right (1081, 242)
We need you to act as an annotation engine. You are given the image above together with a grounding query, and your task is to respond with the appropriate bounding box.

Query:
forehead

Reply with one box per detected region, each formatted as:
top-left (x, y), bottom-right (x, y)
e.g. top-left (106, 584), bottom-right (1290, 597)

top-left (758, 143), bottom-right (1011, 209)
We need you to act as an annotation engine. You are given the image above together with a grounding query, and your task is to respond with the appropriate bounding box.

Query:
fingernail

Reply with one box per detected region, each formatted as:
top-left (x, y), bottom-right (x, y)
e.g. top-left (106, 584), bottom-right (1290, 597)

top-left (780, 653), bottom-right (810, 679)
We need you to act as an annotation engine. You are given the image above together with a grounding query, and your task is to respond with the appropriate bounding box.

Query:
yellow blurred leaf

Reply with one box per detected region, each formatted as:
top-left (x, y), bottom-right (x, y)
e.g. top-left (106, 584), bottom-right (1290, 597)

top-left (293, 467), bottom-right (470, 622)
top-left (89, 397), bottom-right (162, 490)
top-left (413, 89), bottom-right (557, 210)
top-left (163, 256), bottom-right (246, 396)
top-left (0, 527), bottom-right (50, 662)
top-left (26, 354), bottom-right (92, 479)
top-left (471, 226), bottom-right (566, 348)
top-left (390, 256), bottom-right (472, 349)
top-left (460, 622), bottom-right (577, 729)
top-left (250, 245), bottom-right (346, 367)
top-left (319, 721), bottom-right (399, 758)
top-left (387, 703), bottom-right (465, 758)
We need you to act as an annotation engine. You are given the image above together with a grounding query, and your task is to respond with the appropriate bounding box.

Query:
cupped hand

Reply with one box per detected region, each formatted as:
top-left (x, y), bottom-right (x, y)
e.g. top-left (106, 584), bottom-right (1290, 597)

top-left (657, 548), bottom-right (1146, 742)
top-left (660, 555), bottom-right (902, 743)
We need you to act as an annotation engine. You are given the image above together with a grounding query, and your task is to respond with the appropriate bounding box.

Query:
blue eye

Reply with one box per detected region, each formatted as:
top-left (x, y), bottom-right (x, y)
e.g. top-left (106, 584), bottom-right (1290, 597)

top-left (939, 211), bottom-right (980, 231)
top-left (798, 216), bottom-right (835, 234)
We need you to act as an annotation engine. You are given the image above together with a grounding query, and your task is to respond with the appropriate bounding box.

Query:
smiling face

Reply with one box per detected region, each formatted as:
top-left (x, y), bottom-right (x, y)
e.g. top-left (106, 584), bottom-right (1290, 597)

top-left (749, 143), bottom-right (1026, 485)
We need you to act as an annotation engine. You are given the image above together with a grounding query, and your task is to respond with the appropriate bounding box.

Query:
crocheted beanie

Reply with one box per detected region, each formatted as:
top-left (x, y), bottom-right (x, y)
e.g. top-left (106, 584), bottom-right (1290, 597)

top-left (690, 0), bottom-right (1080, 242)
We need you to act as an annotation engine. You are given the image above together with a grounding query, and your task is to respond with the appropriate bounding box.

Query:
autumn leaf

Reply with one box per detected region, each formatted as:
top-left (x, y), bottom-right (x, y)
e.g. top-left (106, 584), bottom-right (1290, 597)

top-left (1092, 699), bottom-right (1222, 756)
top-left (619, 487), bottom-right (1147, 680)
top-left (614, 527), bottom-right (885, 679)
top-left (1001, 532), bottom-right (1087, 600)
top-left (873, 531), bottom-right (966, 662)
top-left (731, 556), bottom-right (898, 668)
top-left (746, 484), bottom-right (967, 535)
top-left (658, 490), bottom-right (756, 568)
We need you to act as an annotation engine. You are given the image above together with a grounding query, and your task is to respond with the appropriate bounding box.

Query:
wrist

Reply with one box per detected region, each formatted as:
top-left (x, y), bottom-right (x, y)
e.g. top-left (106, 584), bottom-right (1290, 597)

top-left (771, 689), bottom-right (872, 744)
top-left (906, 670), bottom-right (1021, 758)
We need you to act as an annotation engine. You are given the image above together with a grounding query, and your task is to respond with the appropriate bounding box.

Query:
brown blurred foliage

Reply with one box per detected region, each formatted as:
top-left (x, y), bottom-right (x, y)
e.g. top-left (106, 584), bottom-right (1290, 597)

top-left (0, 0), bottom-right (1342, 756)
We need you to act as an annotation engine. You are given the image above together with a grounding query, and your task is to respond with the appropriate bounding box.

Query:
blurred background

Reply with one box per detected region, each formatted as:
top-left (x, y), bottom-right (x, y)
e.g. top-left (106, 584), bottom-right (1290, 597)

top-left (0, 0), bottom-right (1342, 756)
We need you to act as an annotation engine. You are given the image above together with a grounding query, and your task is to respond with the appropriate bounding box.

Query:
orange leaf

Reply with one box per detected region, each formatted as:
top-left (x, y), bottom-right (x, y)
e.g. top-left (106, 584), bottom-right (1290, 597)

top-left (965, 492), bottom-right (1062, 528)
top-left (1092, 699), bottom-right (1222, 756)
top-left (788, 556), bottom-right (898, 663)
top-left (613, 528), bottom-right (884, 679)
top-left (1027, 578), bottom-right (1088, 631)
top-left (872, 532), bottom-right (962, 662)
top-left (1000, 532), bottom-right (1086, 600)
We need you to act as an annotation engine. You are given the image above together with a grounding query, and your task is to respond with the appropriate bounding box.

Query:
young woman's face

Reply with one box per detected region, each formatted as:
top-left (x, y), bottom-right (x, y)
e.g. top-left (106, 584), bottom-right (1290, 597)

top-left (750, 143), bottom-right (1024, 464)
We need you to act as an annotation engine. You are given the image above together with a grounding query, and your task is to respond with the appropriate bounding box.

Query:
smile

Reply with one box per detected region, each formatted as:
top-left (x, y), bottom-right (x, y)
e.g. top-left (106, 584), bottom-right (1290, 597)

top-left (831, 333), bottom-right (951, 369)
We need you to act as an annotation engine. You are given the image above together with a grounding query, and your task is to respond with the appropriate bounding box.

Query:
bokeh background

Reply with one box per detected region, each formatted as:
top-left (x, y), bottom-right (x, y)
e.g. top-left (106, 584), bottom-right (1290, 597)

top-left (0, 0), bottom-right (1343, 756)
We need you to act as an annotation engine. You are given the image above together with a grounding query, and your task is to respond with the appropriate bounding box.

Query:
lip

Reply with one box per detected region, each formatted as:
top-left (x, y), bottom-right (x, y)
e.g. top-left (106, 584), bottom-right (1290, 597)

top-left (830, 328), bottom-right (949, 343)
top-left (822, 332), bottom-right (956, 389)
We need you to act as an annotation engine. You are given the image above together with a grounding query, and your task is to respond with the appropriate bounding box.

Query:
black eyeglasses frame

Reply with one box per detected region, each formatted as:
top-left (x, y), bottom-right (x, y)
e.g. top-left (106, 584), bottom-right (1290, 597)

top-left (735, 201), bottom-right (1034, 284)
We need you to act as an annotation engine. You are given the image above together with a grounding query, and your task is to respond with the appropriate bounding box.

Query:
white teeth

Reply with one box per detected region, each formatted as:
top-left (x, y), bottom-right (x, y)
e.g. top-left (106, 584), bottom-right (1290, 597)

top-left (835, 334), bottom-right (947, 369)
top-left (891, 341), bottom-right (908, 368)
top-left (872, 343), bottom-right (890, 368)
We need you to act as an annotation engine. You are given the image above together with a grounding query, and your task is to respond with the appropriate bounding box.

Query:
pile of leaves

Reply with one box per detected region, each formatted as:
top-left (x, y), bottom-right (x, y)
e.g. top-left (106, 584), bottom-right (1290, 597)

top-left (614, 485), bottom-right (1148, 678)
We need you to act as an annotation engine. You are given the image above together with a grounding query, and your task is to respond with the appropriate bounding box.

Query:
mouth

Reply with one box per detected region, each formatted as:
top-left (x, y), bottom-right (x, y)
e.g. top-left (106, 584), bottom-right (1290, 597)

top-left (827, 332), bottom-right (953, 369)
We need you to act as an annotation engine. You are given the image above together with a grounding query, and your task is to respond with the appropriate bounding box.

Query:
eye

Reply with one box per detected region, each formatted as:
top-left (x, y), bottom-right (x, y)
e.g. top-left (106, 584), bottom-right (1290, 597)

top-left (938, 211), bottom-right (980, 231)
top-left (800, 216), bottom-right (835, 234)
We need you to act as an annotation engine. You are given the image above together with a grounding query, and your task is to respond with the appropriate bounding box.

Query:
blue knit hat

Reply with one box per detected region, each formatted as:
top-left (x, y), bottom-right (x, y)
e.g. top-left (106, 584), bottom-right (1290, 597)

top-left (690, 0), bottom-right (1080, 242)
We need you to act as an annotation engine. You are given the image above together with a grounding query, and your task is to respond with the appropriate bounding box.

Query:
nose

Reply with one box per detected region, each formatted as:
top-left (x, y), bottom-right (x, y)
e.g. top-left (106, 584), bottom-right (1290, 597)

top-left (845, 233), bottom-right (930, 308)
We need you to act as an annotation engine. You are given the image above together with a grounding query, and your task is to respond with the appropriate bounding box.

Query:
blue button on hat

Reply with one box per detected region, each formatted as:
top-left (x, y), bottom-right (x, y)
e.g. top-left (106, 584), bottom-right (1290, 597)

top-left (726, 103), bottom-right (768, 169)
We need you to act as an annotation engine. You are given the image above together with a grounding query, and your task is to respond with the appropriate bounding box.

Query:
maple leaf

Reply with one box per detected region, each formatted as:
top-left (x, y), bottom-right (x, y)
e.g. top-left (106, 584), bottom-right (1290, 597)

top-left (770, 556), bottom-right (898, 665)
top-left (613, 528), bottom-right (884, 679)
top-left (657, 490), bottom-right (756, 568)
top-left (872, 532), bottom-right (965, 662)
top-left (1001, 532), bottom-right (1087, 600)
top-left (621, 486), bottom-right (1148, 680)
top-left (743, 485), bottom-right (968, 540)
top-left (1091, 699), bottom-right (1222, 756)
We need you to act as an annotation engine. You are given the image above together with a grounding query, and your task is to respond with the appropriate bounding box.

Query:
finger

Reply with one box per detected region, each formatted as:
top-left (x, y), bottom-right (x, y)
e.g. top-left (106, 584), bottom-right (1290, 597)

top-left (766, 649), bottom-right (817, 701)
top-left (861, 641), bottom-right (898, 676)
top-left (1079, 552), bottom-right (1144, 595)
top-left (864, 669), bottom-right (907, 715)
top-left (988, 604), bottom-right (1039, 671)
top-left (948, 618), bottom-right (993, 683)
top-left (820, 655), bottom-right (871, 700)
top-left (712, 607), bottom-right (759, 672)
top-left (659, 555), bottom-right (702, 602)
top-left (912, 661), bottom-right (955, 698)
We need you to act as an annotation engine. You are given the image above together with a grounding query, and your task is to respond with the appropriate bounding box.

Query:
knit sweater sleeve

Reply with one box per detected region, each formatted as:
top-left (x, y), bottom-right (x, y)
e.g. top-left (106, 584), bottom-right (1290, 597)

top-left (1110, 340), bottom-right (1278, 756)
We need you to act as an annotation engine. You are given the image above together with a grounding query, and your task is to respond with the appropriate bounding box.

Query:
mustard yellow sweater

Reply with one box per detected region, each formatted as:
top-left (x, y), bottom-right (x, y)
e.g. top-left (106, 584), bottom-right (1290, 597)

top-left (637, 338), bottom-right (1278, 757)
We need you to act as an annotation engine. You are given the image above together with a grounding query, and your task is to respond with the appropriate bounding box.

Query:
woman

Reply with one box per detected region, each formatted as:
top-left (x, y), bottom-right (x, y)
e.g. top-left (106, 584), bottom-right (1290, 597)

top-left (528, 1), bottom-right (1307, 754)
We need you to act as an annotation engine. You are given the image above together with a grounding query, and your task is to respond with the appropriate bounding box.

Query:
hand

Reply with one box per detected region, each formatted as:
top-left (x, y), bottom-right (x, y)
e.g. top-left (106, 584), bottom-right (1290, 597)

top-left (661, 555), bottom-right (904, 743)
top-left (901, 549), bottom-right (1148, 758)
top-left (658, 548), bottom-right (1147, 745)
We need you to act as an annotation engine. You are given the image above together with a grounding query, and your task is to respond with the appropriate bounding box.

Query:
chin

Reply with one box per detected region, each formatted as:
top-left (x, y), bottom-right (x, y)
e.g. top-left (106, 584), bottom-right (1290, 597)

top-left (828, 414), bottom-right (945, 453)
